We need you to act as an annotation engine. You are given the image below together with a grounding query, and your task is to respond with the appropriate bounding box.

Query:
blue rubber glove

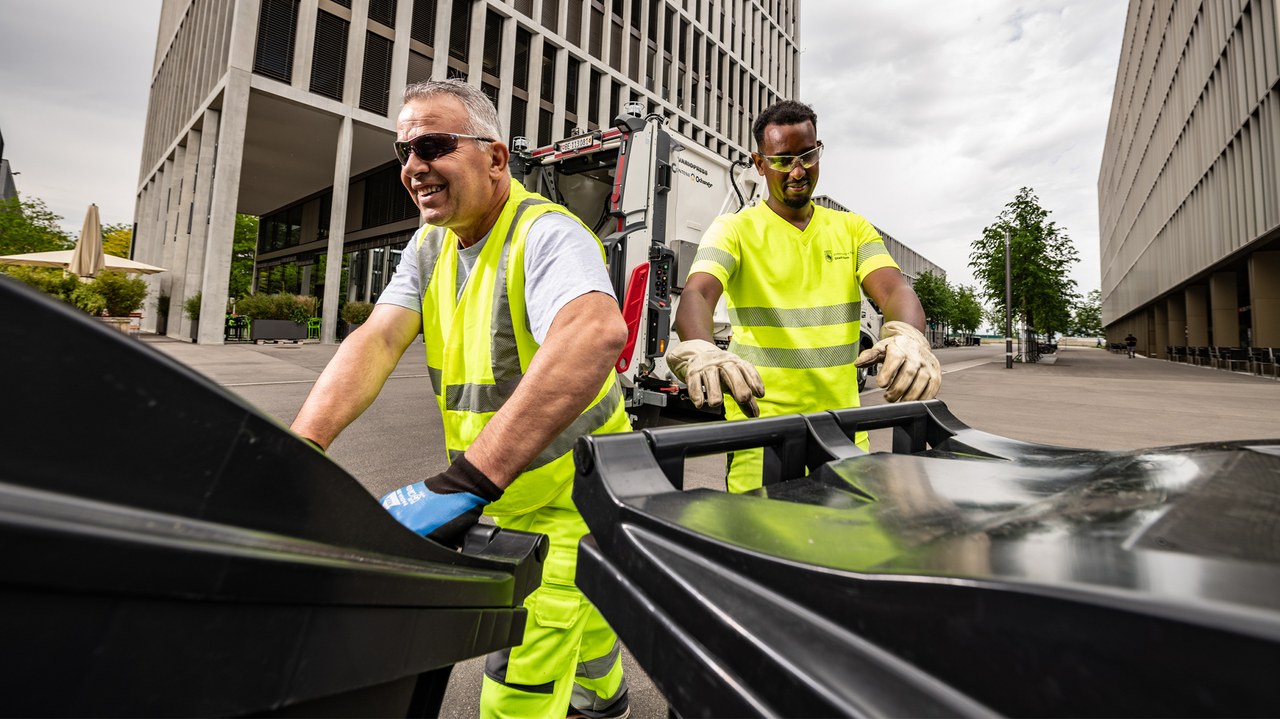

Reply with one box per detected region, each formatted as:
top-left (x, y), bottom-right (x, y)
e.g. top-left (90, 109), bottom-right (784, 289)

top-left (379, 453), bottom-right (503, 544)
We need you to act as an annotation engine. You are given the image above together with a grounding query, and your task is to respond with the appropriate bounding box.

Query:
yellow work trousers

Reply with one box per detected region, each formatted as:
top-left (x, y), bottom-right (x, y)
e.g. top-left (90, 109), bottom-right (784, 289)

top-left (480, 486), bottom-right (626, 718)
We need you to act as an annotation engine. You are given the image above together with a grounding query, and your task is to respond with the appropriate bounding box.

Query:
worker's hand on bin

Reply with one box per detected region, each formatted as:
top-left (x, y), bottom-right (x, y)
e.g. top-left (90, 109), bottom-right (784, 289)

top-left (855, 321), bottom-right (942, 402)
top-left (667, 338), bottom-right (766, 417)
top-left (378, 453), bottom-right (503, 545)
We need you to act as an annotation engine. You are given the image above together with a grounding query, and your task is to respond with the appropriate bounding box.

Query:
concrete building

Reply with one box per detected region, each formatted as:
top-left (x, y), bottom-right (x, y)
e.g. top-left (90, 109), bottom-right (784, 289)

top-left (1099, 0), bottom-right (1280, 357)
top-left (134, 0), bottom-right (800, 343)
top-left (812, 195), bottom-right (945, 284)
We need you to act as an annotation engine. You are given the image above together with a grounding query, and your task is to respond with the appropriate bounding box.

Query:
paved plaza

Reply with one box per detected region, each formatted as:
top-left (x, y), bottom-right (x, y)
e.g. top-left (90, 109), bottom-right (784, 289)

top-left (144, 336), bottom-right (1280, 717)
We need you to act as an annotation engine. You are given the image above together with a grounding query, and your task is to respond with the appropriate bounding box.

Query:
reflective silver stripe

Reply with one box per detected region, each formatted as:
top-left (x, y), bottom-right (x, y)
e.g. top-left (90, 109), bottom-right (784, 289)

top-left (526, 379), bottom-right (624, 471)
top-left (571, 675), bottom-right (629, 712)
top-left (691, 244), bottom-right (737, 275)
top-left (427, 365), bottom-right (442, 396)
top-left (728, 301), bottom-right (860, 328)
top-left (443, 376), bottom-right (522, 413)
top-left (416, 226), bottom-right (446, 297)
top-left (730, 340), bottom-right (859, 369)
top-left (857, 239), bottom-right (891, 266)
top-left (575, 639), bottom-right (621, 680)
top-left (491, 198), bottom-right (550, 383)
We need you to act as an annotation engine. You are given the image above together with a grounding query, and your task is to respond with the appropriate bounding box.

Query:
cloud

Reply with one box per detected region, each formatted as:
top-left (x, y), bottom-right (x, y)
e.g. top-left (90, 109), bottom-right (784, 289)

top-left (0, 1), bottom-right (159, 234)
top-left (799, 1), bottom-right (1126, 295)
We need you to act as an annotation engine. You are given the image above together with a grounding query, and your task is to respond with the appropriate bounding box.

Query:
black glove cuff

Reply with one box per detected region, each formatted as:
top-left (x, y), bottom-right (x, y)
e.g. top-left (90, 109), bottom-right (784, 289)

top-left (425, 453), bottom-right (504, 502)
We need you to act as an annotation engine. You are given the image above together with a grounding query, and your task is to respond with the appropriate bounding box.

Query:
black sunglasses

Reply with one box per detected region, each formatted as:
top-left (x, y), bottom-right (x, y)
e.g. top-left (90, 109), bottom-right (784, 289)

top-left (394, 132), bottom-right (495, 165)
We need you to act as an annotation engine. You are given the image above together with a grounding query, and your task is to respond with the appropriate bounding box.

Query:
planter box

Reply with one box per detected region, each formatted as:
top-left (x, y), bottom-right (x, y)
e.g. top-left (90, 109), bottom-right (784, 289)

top-left (250, 319), bottom-right (307, 341)
top-left (97, 317), bottom-right (131, 334)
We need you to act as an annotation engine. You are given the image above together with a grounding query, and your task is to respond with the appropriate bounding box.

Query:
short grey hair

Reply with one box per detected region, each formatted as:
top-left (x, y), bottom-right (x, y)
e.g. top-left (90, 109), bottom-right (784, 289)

top-left (403, 79), bottom-right (503, 143)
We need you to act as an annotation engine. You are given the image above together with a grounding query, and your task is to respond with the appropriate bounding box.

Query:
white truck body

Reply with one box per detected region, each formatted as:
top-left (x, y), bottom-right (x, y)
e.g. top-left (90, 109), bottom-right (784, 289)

top-left (511, 113), bottom-right (883, 423)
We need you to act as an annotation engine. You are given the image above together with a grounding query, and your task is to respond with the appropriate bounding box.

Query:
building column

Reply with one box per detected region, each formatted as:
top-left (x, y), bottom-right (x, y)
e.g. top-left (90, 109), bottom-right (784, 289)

top-left (1249, 250), bottom-right (1280, 347)
top-left (432, 0), bottom-right (452, 80)
top-left (1153, 301), bottom-right (1168, 359)
top-left (551, 37), bottom-right (568, 135)
top-left (345, 0), bottom-right (371, 105)
top-left (292, 0), bottom-right (319, 89)
top-left (174, 112), bottom-right (219, 341)
top-left (196, 72), bottom-right (251, 345)
top-left (166, 134), bottom-right (200, 338)
top-left (322, 115), bottom-right (355, 344)
top-left (1166, 294), bottom-right (1187, 350)
top-left (1210, 271), bottom-right (1239, 346)
top-left (1185, 285), bottom-right (1209, 347)
top-left (390, 0), bottom-right (415, 106)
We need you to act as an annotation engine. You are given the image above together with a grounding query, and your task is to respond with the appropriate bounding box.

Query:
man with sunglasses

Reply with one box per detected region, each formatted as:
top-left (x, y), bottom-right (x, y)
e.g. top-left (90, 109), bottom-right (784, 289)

top-left (670, 99), bottom-right (941, 493)
top-left (292, 80), bottom-right (633, 719)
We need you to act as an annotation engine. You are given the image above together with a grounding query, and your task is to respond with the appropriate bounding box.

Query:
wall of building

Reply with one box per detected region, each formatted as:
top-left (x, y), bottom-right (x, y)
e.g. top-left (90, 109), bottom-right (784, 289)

top-left (1098, 0), bottom-right (1280, 354)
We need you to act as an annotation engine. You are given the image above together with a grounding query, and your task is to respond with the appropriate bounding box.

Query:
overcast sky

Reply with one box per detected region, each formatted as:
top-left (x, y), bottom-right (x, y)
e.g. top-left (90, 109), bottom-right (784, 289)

top-left (0, 1), bottom-right (1125, 293)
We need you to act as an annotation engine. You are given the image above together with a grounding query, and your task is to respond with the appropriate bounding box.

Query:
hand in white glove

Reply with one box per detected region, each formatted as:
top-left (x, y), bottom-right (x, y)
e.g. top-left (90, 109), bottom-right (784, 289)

top-left (667, 339), bottom-right (766, 417)
top-left (854, 321), bottom-right (942, 402)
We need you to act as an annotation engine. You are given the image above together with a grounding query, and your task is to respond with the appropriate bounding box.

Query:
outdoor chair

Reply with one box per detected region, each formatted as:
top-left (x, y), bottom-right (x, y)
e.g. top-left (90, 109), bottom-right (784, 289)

top-left (1190, 346), bottom-right (1210, 366)
top-left (1249, 347), bottom-right (1277, 378)
top-left (307, 317), bottom-right (321, 340)
top-left (1221, 347), bottom-right (1251, 373)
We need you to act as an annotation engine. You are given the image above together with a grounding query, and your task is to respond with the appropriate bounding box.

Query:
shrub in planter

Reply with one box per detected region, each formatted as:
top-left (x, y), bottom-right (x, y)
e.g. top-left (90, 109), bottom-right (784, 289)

top-left (341, 301), bottom-right (374, 326)
top-left (91, 271), bottom-right (148, 317)
top-left (237, 292), bottom-right (311, 340)
top-left (183, 292), bottom-right (202, 321)
top-left (70, 283), bottom-right (107, 316)
top-left (1, 266), bottom-right (80, 301)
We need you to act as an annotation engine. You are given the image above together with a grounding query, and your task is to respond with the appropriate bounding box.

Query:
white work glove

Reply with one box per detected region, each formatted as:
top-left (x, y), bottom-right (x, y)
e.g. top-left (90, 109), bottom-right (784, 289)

top-left (854, 321), bottom-right (942, 402)
top-left (666, 339), bottom-right (766, 417)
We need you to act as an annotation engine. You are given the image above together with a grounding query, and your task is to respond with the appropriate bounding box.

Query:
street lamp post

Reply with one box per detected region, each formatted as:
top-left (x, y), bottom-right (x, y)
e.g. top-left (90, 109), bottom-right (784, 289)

top-left (1005, 227), bottom-right (1013, 369)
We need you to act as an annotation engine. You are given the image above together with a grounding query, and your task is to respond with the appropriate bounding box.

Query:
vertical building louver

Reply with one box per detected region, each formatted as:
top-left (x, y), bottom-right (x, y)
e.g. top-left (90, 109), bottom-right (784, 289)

top-left (368, 0), bottom-right (396, 28)
top-left (411, 0), bottom-right (438, 45)
top-left (450, 0), bottom-right (471, 61)
top-left (310, 11), bottom-right (349, 101)
top-left (360, 32), bottom-right (393, 115)
top-left (253, 0), bottom-right (299, 83)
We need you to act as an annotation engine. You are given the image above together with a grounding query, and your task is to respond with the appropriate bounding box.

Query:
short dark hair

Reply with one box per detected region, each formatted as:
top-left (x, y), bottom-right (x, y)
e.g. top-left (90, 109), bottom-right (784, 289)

top-left (752, 100), bottom-right (818, 147)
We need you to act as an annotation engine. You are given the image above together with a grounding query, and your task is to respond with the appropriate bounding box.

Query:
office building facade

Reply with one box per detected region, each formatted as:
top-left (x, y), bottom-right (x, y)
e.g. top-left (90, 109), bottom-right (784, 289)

top-left (134, 0), bottom-right (799, 343)
top-left (1099, 0), bottom-right (1280, 355)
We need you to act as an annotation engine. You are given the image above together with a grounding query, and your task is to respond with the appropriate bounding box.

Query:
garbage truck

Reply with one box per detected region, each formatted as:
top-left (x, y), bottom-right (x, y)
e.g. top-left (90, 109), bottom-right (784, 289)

top-left (511, 110), bottom-right (885, 425)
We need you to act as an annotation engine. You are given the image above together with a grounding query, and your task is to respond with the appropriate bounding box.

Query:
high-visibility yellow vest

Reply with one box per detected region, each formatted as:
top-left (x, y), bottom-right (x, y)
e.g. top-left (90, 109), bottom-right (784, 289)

top-left (416, 179), bottom-right (631, 516)
top-left (688, 201), bottom-right (899, 490)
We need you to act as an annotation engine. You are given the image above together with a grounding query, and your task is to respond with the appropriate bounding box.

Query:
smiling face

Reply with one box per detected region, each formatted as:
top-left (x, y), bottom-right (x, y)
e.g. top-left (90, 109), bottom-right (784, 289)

top-left (753, 120), bottom-right (820, 215)
top-left (397, 95), bottom-right (509, 243)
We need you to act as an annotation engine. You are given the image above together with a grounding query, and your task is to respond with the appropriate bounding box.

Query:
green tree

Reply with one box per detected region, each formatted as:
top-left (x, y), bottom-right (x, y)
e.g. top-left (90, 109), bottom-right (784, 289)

top-left (102, 223), bottom-right (132, 258)
top-left (1071, 289), bottom-right (1103, 337)
top-left (229, 214), bottom-right (259, 299)
top-left (952, 285), bottom-right (984, 335)
top-left (912, 270), bottom-right (954, 329)
top-left (969, 187), bottom-right (1079, 336)
top-left (0, 194), bottom-right (74, 255)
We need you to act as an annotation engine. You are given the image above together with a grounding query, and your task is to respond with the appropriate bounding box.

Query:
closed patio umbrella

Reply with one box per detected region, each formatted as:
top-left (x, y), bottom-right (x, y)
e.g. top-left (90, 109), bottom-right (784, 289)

top-left (68, 203), bottom-right (106, 278)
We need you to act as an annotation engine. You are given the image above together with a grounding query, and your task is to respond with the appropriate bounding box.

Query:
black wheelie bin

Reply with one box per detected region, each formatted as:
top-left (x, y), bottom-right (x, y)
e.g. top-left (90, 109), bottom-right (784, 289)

top-left (0, 277), bottom-right (546, 717)
top-left (573, 401), bottom-right (1280, 717)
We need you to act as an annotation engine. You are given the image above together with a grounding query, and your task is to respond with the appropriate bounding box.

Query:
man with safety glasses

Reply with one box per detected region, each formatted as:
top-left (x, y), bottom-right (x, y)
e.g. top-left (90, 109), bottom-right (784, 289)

top-left (291, 80), bottom-right (633, 719)
top-left (670, 99), bottom-right (941, 493)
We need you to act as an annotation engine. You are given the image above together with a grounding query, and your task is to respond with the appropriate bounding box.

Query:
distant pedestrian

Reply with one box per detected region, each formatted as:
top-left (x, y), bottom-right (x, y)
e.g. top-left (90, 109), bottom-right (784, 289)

top-left (1124, 333), bottom-right (1137, 358)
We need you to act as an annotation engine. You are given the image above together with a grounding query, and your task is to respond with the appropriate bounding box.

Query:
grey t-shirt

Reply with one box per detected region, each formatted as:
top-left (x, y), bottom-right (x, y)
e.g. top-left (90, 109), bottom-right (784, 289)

top-left (378, 212), bottom-right (616, 344)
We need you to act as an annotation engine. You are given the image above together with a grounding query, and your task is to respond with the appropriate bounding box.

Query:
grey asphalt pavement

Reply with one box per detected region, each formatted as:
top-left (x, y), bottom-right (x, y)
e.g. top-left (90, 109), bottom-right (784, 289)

top-left (143, 335), bottom-right (1280, 718)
